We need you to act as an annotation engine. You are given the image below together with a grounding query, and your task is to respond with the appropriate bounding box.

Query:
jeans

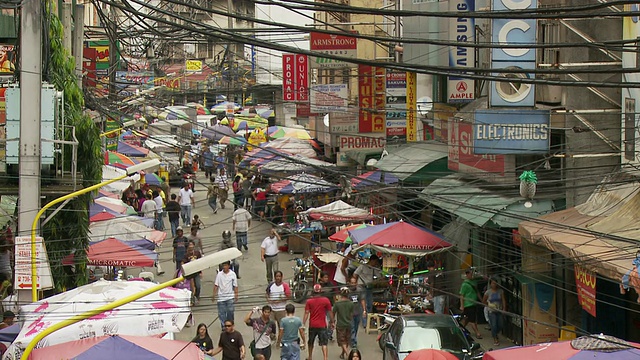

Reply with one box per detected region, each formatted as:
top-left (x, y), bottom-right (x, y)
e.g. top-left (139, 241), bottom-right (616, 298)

top-left (180, 205), bottom-right (192, 225)
top-left (488, 311), bottom-right (502, 339)
top-left (208, 196), bottom-right (217, 212)
top-left (433, 295), bottom-right (446, 314)
top-left (265, 255), bottom-right (279, 283)
top-left (193, 274), bottom-right (201, 299)
top-left (236, 231), bottom-right (247, 250)
top-left (255, 345), bottom-right (272, 360)
top-left (217, 299), bottom-right (235, 330)
top-left (281, 342), bottom-right (300, 360)
top-left (154, 213), bottom-right (164, 231)
top-left (234, 194), bottom-right (243, 211)
top-left (169, 218), bottom-right (179, 237)
top-left (362, 288), bottom-right (373, 327)
top-left (351, 314), bottom-right (361, 346)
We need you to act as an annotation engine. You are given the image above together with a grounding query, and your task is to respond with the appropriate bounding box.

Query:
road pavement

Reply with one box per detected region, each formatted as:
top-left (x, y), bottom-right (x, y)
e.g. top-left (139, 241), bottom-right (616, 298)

top-left (148, 181), bottom-right (510, 359)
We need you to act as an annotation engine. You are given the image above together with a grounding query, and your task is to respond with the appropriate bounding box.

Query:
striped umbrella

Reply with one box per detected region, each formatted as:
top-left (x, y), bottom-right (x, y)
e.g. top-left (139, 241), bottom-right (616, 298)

top-left (329, 224), bottom-right (373, 244)
top-left (144, 173), bottom-right (164, 186)
top-left (219, 135), bottom-right (248, 146)
top-left (186, 102), bottom-right (211, 115)
top-left (267, 126), bottom-right (311, 140)
top-left (104, 151), bottom-right (136, 166)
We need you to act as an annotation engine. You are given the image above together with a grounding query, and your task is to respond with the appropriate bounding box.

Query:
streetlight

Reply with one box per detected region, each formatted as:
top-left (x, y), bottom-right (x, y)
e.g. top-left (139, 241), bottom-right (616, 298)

top-left (20, 247), bottom-right (242, 360)
top-left (29, 159), bottom-right (161, 302)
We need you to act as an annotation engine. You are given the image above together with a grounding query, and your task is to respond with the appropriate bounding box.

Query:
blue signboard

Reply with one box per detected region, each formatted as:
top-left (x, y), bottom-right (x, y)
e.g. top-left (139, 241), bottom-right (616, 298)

top-left (473, 109), bottom-right (550, 154)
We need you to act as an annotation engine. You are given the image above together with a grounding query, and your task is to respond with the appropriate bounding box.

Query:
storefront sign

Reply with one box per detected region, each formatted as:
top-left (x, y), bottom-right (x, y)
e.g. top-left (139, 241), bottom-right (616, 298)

top-left (296, 103), bottom-right (317, 118)
top-left (330, 112), bottom-right (358, 133)
top-left (185, 59), bottom-right (202, 73)
top-left (574, 264), bottom-right (596, 317)
top-left (0, 44), bottom-right (16, 75)
top-left (338, 133), bottom-right (386, 151)
top-left (359, 65), bottom-right (386, 133)
top-left (310, 32), bottom-right (357, 68)
top-left (386, 119), bottom-right (407, 138)
top-left (447, 0), bottom-right (475, 103)
top-left (310, 84), bottom-right (348, 112)
top-left (282, 54), bottom-right (309, 102)
top-left (15, 236), bottom-right (54, 290)
top-left (448, 120), bottom-right (507, 176)
top-left (386, 70), bottom-right (407, 140)
top-left (473, 109), bottom-right (550, 154)
top-left (406, 72), bottom-right (417, 141)
top-left (490, 0), bottom-right (537, 107)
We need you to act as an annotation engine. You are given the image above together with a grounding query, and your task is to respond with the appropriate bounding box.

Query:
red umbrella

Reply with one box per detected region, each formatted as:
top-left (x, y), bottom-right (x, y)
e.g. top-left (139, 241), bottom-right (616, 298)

top-left (62, 237), bottom-right (158, 267)
top-left (483, 336), bottom-right (640, 360)
top-left (357, 221), bottom-right (452, 254)
top-left (328, 224), bottom-right (372, 242)
top-left (405, 349), bottom-right (459, 360)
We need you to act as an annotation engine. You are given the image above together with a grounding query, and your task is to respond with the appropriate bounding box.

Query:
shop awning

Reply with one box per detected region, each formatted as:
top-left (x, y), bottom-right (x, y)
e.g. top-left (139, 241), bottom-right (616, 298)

top-left (420, 174), bottom-right (556, 228)
top-left (343, 149), bottom-right (383, 166)
top-left (375, 142), bottom-right (449, 182)
top-left (519, 182), bottom-right (640, 280)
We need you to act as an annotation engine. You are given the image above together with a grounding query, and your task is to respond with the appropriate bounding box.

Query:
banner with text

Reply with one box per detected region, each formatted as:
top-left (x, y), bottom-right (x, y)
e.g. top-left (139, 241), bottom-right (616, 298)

top-left (407, 72), bottom-right (417, 141)
top-left (447, 0), bottom-right (475, 103)
top-left (15, 236), bottom-right (54, 290)
top-left (338, 133), bottom-right (386, 152)
top-left (386, 70), bottom-right (407, 139)
top-left (310, 84), bottom-right (349, 112)
top-left (358, 65), bottom-right (386, 133)
top-left (574, 264), bottom-right (596, 317)
top-left (309, 32), bottom-right (357, 68)
top-left (283, 54), bottom-right (309, 102)
top-left (473, 109), bottom-right (550, 155)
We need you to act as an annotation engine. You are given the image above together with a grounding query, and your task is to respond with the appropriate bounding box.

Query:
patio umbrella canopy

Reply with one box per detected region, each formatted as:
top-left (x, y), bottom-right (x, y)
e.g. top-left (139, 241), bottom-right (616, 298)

top-left (144, 172), bottom-right (164, 186)
top-left (352, 221), bottom-right (453, 256)
top-left (405, 349), bottom-right (459, 360)
top-left (104, 152), bottom-right (136, 166)
top-left (229, 115), bottom-right (268, 131)
top-left (28, 335), bottom-right (205, 360)
top-left (259, 154), bottom-right (336, 175)
top-left (219, 135), bottom-right (248, 146)
top-left (328, 224), bottom-right (372, 243)
top-left (89, 217), bottom-right (166, 245)
top-left (201, 124), bottom-right (237, 141)
top-left (89, 203), bottom-right (122, 223)
top-left (116, 142), bottom-right (149, 157)
top-left (269, 173), bottom-right (337, 194)
top-left (267, 126), bottom-right (311, 140)
top-left (302, 200), bottom-right (374, 222)
top-left (94, 197), bottom-right (138, 215)
top-left (62, 237), bottom-right (158, 268)
top-left (6, 280), bottom-right (191, 356)
top-left (351, 170), bottom-right (399, 190)
top-left (263, 137), bottom-right (317, 158)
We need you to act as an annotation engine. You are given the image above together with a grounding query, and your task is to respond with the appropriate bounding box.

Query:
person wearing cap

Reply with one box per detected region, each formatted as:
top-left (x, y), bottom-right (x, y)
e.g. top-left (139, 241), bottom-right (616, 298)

top-left (333, 288), bottom-right (354, 359)
top-left (0, 311), bottom-right (14, 329)
top-left (173, 227), bottom-right (188, 271)
top-left (303, 284), bottom-right (334, 360)
top-left (353, 254), bottom-right (382, 322)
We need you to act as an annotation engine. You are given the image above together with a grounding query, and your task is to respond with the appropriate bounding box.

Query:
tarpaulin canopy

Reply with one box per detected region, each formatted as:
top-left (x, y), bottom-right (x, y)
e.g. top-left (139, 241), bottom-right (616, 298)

top-left (328, 224), bottom-right (372, 243)
top-left (89, 217), bottom-right (166, 245)
top-left (352, 221), bottom-right (453, 256)
top-left (263, 137), bottom-right (317, 158)
top-left (201, 124), bottom-right (237, 141)
top-left (101, 165), bottom-right (140, 196)
top-left (62, 238), bottom-right (158, 268)
top-left (269, 173), bottom-right (337, 194)
top-left (259, 155), bottom-right (336, 175)
top-left (89, 203), bottom-right (122, 223)
top-left (302, 200), bottom-right (374, 222)
top-left (116, 142), bottom-right (149, 157)
top-left (351, 170), bottom-right (399, 190)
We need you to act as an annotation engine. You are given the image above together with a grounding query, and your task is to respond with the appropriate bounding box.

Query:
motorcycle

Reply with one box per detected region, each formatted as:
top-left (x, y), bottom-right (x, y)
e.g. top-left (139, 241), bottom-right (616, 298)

top-left (290, 258), bottom-right (314, 303)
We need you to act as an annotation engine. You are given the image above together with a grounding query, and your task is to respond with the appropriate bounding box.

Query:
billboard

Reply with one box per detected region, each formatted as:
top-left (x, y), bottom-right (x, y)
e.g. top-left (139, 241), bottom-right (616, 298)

top-left (309, 32), bottom-right (357, 68)
top-left (473, 109), bottom-right (550, 154)
top-left (338, 133), bottom-right (386, 151)
top-left (310, 84), bottom-right (349, 112)
top-left (407, 72), bottom-right (417, 141)
top-left (386, 70), bottom-right (407, 140)
top-left (623, 5), bottom-right (640, 164)
top-left (359, 65), bottom-right (386, 133)
top-left (490, 0), bottom-right (537, 107)
top-left (0, 44), bottom-right (16, 76)
top-left (185, 59), bottom-right (203, 73)
top-left (447, 0), bottom-right (475, 103)
top-left (282, 54), bottom-right (309, 102)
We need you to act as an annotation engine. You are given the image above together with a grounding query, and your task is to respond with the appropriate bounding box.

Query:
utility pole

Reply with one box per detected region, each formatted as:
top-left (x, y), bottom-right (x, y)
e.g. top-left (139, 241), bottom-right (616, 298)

top-left (18, 0), bottom-right (42, 301)
top-left (227, 0), bottom-right (234, 103)
top-left (62, 3), bottom-right (72, 53)
top-left (73, 4), bottom-right (85, 90)
top-left (109, 5), bottom-right (118, 100)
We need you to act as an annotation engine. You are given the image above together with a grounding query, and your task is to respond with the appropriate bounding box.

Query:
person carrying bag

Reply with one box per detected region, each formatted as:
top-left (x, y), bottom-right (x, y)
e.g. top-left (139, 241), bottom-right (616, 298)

top-left (245, 305), bottom-right (276, 360)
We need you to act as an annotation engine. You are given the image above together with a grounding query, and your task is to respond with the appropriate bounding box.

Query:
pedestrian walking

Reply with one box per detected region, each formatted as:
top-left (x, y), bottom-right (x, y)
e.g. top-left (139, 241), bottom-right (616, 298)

top-left (202, 146), bottom-right (215, 179)
top-left (304, 284), bottom-right (334, 360)
top-left (211, 320), bottom-right (245, 360)
top-left (216, 150), bottom-right (226, 175)
top-left (347, 276), bottom-right (366, 348)
top-left (242, 175), bottom-right (254, 211)
top-left (233, 175), bottom-right (243, 211)
top-left (152, 190), bottom-right (164, 231)
top-left (261, 228), bottom-right (281, 283)
top-left (232, 204), bottom-right (252, 251)
top-left (333, 288), bottom-right (355, 359)
top-left (482, 278), bottom-right (506, 346)
top-left (266, 270), bottom-right (291, 329)
top-left (253, 187), bottom-right (268, 221)
top-left (277, 304), bottom-right (306, 360)
top-left (245, 305), bottom-right (277, 360)
top-left (187, 226), bottom-right (204, 255)
top-left (192, 323), bottom-right (214, 356)
top-left (208, 176), bottom-right (219, 214)
top-left (178, 183), bottom-right (195, 226)
top-left (215, 169), bottom-right (230, 209)
top-left (172, 227), bottom-right (188, 271)
top-left (185, 240), bottom-right (202, 304)
top-left (141, 193), bottom-right (157, 220)
top-left (166, 194), bottom-right (181, 237)
top-left (221, 230), bottom-right (241, 278)
top-left (214, 261), bottom-right (239, 330)
top-left (459, 268), bottom-right (483, 339)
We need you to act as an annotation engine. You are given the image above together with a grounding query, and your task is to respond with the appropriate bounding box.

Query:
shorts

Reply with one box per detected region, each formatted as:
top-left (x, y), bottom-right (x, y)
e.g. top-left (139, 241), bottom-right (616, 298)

top-left (308, 327), bottom-right (329, 346)
top-left (463, 305), bottom-right (479, 323)
top-left (336, 327), bottom-right (350, 346)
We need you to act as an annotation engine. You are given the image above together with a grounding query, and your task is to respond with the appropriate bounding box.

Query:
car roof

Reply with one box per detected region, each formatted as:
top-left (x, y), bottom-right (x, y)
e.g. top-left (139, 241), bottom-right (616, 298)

top-left (400, 314), bottom-right (458, 328)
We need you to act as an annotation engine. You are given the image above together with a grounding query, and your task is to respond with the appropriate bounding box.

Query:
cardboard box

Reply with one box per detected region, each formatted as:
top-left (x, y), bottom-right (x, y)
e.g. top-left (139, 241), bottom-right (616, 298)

top-left (523, 319), bottom-right (558, 345)
top-left (521, 282), bottom-right (557, 325)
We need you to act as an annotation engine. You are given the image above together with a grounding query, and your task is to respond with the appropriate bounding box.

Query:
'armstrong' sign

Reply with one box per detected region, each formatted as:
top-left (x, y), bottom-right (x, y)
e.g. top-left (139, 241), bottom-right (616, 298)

top-left (473, 109), bottom-right (550, 154)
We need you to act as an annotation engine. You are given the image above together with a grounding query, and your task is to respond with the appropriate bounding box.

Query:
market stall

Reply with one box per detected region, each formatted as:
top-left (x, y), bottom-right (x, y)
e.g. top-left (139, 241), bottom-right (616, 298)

top-left (302, 200), bottom-right (375, 223)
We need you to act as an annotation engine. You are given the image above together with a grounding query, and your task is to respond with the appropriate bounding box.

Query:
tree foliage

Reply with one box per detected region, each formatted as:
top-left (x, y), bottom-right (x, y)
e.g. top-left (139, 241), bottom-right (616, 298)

top-left (41, 4), bottom-right (103, 291)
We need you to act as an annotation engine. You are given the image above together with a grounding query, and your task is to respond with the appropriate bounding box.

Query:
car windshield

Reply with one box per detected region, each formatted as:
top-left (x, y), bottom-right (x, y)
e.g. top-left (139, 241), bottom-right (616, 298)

top-left (399, 326), bottom-right (468, 354)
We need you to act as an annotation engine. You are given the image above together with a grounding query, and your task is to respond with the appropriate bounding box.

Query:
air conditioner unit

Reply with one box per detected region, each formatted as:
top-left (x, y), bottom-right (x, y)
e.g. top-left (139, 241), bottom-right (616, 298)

top-left (537, 83), bottom-right (563, 105)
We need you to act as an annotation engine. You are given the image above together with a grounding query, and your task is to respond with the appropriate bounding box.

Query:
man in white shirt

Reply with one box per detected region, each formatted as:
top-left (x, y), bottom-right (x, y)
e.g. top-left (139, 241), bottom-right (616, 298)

top-left (177, 183), bottom-right (195, 226)
top-left (141, 193), bottom-right (157, 221)
top-left (152, 190), bottom-right (164, 231)
top-left (266, 270), bottom-right (291, 331)
top-left (232, 204), bottom-right (252, 251)
top-left (260, 227), bottom-right (281, 283)
top-left (214, 261), bottom-right (239, 330)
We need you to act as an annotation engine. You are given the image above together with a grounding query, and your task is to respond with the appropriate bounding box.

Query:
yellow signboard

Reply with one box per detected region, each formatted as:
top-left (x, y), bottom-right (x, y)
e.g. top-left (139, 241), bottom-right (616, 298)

top-left (185, 59), bottom-right (203, 72)
top-left (406, 72), bottom-right (417, 142)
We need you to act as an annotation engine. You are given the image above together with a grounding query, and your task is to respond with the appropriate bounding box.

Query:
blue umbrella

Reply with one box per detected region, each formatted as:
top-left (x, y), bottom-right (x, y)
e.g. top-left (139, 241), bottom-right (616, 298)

top-left (348, 222), bottom-right (396, 244)
top-left (0, 323), bottom-right (19, 343)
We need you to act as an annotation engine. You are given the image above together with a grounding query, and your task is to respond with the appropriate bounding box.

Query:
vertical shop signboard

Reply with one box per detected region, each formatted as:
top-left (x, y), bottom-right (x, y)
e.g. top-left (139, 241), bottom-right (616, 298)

top-left (574, 264), bottom-right (596, 317)
top-left (406, 72), bottom-right (417, 141)
top-left (358, 65), bottom-right (385, 133)
top-left (282, 54), bottom-right (308, 102)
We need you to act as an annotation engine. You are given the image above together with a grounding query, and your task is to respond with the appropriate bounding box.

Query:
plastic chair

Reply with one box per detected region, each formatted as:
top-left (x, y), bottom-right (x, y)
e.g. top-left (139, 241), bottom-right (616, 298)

top-left (365, 313), bottom-right (381, 334)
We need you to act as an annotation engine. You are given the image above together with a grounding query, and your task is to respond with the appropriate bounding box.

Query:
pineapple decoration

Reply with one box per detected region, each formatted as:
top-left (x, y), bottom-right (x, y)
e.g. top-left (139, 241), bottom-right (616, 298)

top-left (519, 170), bottom-right (538, 208)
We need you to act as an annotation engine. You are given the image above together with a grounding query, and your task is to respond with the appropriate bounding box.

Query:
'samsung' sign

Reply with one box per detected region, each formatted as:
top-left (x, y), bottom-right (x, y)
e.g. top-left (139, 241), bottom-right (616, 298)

top-left (448, 0), bottom-right (475, 103)
top-left (473, 109), bottom-right (550, 154)
top-left (490, 0), bottom-right (537, 107)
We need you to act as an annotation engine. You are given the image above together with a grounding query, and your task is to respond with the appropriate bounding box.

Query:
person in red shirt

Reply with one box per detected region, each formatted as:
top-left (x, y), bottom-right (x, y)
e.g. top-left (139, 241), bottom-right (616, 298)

top-left (303, 284), bottom-right (334, 360)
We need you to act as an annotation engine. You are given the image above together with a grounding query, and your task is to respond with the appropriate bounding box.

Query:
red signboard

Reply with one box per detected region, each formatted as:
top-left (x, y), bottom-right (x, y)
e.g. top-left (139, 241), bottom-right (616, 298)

top-left (575, 264), bottom-right (596, 317)
top-left (358, 65), bottom-right (385, 133)
top-left (282, 54), bottom-right (308, 102)
top-left (448, 120), bottom-right (506, 175)
top-left (386, 126), bottom-right (406, 138)
top-left (310, 32), bottom-right (357, 51)
top-left (296, 103), bottom-right (317, 118)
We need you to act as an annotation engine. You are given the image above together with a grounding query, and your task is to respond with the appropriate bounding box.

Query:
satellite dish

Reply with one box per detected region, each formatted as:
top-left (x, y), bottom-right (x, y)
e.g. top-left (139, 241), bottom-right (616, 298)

top-left (417, 96), bottom-right (433, 118)
top-left (323, 114), bottom-right (330, 127)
